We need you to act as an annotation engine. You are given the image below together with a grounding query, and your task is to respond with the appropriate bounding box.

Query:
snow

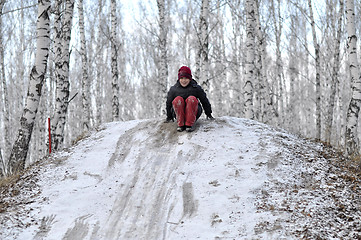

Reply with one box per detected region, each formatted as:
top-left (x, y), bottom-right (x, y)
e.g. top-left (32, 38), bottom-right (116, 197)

top-left (1, 116), bottom-right (361, 239)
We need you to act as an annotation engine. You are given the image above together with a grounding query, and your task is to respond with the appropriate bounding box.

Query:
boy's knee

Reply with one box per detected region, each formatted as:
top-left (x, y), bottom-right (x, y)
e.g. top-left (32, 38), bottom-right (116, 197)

top-left (186, 96), bottom-right (198, 103)
top-left (172, 96), bottom-right (184, 105)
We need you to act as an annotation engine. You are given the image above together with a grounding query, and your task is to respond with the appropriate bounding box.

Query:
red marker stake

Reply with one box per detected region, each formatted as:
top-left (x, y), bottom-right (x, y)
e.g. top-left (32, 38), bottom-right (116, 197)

top-left (48, 118), bottom-right (51, 154)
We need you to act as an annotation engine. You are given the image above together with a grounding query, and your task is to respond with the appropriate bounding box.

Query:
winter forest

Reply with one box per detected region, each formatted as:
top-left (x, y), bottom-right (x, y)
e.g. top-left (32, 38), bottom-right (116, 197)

top-left (0, 0), bottom-right (361, 177)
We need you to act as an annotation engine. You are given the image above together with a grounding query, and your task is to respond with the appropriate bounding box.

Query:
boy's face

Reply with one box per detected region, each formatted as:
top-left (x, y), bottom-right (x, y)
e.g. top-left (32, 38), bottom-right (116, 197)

top-left (179, 77), bottom-right (191, 87)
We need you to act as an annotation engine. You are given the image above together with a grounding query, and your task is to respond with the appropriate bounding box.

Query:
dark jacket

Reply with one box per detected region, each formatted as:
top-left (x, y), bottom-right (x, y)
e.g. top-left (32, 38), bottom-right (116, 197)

top-left (166, 79), bottom-right (212, 119)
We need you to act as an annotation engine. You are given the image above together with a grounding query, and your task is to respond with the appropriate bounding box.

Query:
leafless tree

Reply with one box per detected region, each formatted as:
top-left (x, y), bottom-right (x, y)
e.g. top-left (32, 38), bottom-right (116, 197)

top-left (244, 0), bottom-right (256, 119)
top-left (52, 0), bottom-right (74, 150)
top-left (7, 0), bottom-right (51, 175)
top-left (78, 0), bottom-right (91, 131)
top-left (345, 0), bottom-right (361, 156)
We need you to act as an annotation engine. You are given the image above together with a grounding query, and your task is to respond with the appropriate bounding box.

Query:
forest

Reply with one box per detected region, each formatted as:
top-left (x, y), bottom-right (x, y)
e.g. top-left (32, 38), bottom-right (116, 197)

top-left (0, 0), bottom-right (361, 177)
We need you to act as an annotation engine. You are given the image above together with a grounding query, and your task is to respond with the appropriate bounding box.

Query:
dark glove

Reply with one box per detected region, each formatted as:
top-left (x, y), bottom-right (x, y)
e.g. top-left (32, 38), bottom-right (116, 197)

top-left (206, 114), bottom-right (214, 120)
top-left (164, 117), bottom-right (174, 123)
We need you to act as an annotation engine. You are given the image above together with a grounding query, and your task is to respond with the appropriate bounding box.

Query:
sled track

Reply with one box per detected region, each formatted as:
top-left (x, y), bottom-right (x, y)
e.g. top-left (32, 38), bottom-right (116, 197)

top-left (97, 120), bottom-right (202, 239)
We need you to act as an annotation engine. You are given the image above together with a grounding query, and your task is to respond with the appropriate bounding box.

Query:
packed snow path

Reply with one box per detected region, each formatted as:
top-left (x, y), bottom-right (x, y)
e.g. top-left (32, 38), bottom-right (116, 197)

top-left (1, 117), bottom-right (361, 239)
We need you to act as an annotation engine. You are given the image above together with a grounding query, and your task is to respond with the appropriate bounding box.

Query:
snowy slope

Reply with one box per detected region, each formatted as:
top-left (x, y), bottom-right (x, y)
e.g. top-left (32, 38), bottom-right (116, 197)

top-left (1, 117), bottom-right (361, 239)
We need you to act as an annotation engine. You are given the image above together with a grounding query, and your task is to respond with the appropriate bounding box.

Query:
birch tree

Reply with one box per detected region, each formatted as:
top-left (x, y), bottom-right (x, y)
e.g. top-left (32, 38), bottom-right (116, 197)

top-left (287, 11), bottom-right (301, 134)
top-left (197, 0), bottom-right (210, 91)
top-left (78, 0), bottom-right (91, 131)
top-left (95, 0), bottom-right (105, 125)
top-left (345, 0), bottom-right (361, 156)
top-left (52, 0), bottom-right (74, 150)
top-left (157, 0), bottom-right (168, 115)
top-left (7, 0), bottom-right (51, 175)
top-left (270, 0), bottom-right (284, 125)
top-left (244, 0), bottom-right (255, 119)
top-left (49, 0), bottom-right (62, 149)
top-left (254, 0), bottom-right (270, 123)
top-left (325, 0), bottom-right (343, 144)
top-left (0, 0), bottom-right (9, 171)
top-left (308, 0), bottom-right (321, 140)
top-left (211, 0), bottom-right (227, 115)
top-left (110, 0), bottom-right (119, 121)
top-left (228, 0), bottom-right (243, 117)
top-left (302, 8), bottom-right (313, 138)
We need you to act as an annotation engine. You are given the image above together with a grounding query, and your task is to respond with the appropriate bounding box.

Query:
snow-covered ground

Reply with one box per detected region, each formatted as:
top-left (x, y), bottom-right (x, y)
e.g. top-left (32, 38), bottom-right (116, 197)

top-left (1, 117), bottom-right (361, 239)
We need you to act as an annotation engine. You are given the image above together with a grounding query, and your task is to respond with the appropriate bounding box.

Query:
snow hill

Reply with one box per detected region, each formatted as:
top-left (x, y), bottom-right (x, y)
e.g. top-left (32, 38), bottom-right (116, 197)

top-left (1, 117), bottom-right (361, 239)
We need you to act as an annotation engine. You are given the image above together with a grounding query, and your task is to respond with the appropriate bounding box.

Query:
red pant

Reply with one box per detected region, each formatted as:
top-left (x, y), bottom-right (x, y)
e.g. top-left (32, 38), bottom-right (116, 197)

top-left (172, 96), bottom-right (199, 127)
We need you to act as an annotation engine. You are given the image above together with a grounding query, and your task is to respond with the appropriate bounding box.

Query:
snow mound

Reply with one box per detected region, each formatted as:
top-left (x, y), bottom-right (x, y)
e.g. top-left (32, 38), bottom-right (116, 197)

top-left (1, 117), bottom-right (361, 239)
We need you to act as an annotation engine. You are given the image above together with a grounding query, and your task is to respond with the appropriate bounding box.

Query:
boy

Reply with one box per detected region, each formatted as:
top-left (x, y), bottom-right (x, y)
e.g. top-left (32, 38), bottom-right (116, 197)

top-left (165, 66), bottom-right (213, 132)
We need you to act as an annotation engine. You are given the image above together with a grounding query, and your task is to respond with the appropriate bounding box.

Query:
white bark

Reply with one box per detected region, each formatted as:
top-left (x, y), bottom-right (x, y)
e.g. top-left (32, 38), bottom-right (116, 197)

top-left (345, 0), bottom-right (361, 156)
top-left (308, 0), bottom-right (322, 140)
top-left (201, 0), bottom-right (209, 88)
top-left (195, 0), bottom-right (209, 89)
top-left (78, 0), bottom-right (90, 131)
top-left (53, 0), bottom-right (74, 150)
top-left (110, 0), bottom-right (119, 121)
top-left (287, 12), bottom-right (300, 134)
top-left (228, 1), bottom-right (243, 117)
top-left (7, 0), bottom-right (51, 175)
top-left (338, 69), bottom-right (346, 147)
top-left (244, 0), bottom-right (255, 119)
top-left (254, 0), bottom-right (270, 123)
top-left (212, 0), bottom-right (227, 115)
top-left (49, 0), bottom-right (62, 150)
top-left (0, 0), bottom-right (9, 174)
top-left (157, 0), bottom-right (168, 116)
top-left (271, 0), bottom-right (284, 125)
top-left (95, 0), bottom-right (105, 125)
top-left (199, 0), bottom-right (209, 92)
top-left (325, 0), bottom-right (343, 144)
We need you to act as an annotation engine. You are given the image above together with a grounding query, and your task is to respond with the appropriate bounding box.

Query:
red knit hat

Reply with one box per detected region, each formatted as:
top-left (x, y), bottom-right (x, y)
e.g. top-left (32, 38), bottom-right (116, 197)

top-left (178, 66), bottom-right (192, 80)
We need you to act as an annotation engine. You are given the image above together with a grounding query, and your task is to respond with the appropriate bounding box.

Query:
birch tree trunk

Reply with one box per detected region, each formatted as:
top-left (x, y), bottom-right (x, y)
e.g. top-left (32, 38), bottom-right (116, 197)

top-left (201, 0), bottom-right (209, 91)
top-left (325, 0), bottom-right (343, 144)
top-left (0, 0), bottom-right (9, 172)
top-left (50, 0), bottom-right (62, 148)
top-left (196, 0), bottom-right (210, 91)
top-left (338, 69), bottom-right (346, 147)
top-left (7, 0), bottom-right (51, 175)
top-left (52, 0), bottom-right (74, 150)
top-left (303, 15), bottom-right (312, 137)
top-left (228, 0), bottom-right (243, 117)
top-left (110, 0), bottom-right (119, 121)
top-left (95, 0), bottom-right (105, 125)
top-left (78, 0), bottom-right (90, 131)
top-left (308, 0), bottom-right (322, 140)
top-left (157, 0), bottom-right (168, 116)
top-left (244, 0), bottom-right (255, 119)
top-left (254, 0), bottom-right (270, 123)
top-left (212, 0), bottom-right (227, 115)
top-left (345, 0), bottom-right (361, 156)
top-left (288, 12), bottom-right (300, 134)
top-left (270, 0), bottom-right (284, 125)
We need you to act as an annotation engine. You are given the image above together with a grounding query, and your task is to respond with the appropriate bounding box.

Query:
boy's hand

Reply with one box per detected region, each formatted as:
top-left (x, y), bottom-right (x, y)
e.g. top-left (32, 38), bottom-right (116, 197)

top-left (206, 114), bottom-right (214, 120)
top-left (164, 117), bottom-right (174, 123)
